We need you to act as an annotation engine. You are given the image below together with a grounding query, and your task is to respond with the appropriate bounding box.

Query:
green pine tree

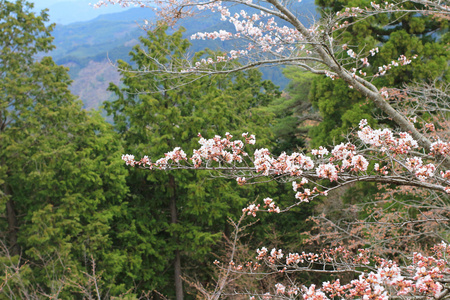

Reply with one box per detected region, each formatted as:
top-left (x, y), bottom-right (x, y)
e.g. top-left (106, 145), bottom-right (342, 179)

top-left (105, 25), bottom-right (281, 299)
top-left (0, 1), bottom-right (129, 297)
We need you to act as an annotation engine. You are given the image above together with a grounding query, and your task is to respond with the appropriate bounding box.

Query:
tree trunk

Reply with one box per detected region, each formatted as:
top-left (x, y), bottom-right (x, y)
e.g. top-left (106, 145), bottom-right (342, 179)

top-left (174, 249), bottom-right (183, 300)
top-left (169, 175), bottom-right (183, 300)
top-left (5, 184), bottom-right (19, 256)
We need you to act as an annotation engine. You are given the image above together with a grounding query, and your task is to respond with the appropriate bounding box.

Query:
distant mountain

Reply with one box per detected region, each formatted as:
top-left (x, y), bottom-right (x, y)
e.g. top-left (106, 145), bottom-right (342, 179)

top-left (50, 8), bottom-right (155, 109)
top-left (48, 2), bottom-right (317, 109)
top-left (51, 8), bottom-right (152, 61)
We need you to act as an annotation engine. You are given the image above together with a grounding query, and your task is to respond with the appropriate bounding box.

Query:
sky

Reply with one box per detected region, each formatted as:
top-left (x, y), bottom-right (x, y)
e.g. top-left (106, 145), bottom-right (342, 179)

top-left (32, 0), bottom-right (131, 24)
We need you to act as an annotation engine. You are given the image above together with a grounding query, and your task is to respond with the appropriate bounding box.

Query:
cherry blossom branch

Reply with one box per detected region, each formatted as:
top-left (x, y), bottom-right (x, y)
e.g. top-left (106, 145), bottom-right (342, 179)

top-left (122, 121), bottom-right (450, 215)
top-left (96, 0), bottom-right (449, 161)
top-left (207, 231), bottom-right (450, 299)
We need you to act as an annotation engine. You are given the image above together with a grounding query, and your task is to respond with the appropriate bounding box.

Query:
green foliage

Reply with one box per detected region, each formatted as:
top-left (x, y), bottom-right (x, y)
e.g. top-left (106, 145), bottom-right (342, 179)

top-left (0, 0), bottom-right (53, 68)
top-left (0, 1), bottom-right (129, 297)
top-left (308, 77), bottom-right (374, 147)
top-left (269, 68), bottom-right (318, 153)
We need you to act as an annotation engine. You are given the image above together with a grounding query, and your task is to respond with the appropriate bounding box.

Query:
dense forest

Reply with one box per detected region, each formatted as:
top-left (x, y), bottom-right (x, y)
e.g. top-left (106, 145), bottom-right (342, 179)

top-left (1, 0), bottom-right (449, 299)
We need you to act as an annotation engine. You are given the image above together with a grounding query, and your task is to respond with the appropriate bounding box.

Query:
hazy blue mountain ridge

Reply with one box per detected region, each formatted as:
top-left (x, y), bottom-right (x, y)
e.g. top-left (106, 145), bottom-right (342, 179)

top-left (51, 8), bottom-right (153, 61)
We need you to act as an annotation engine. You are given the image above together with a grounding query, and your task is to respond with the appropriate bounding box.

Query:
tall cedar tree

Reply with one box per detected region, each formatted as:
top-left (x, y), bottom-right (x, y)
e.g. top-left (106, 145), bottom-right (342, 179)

top-left (104, 25), bottom-right (283, 299)
top-left (0, 1), bottom-right (129, 297)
